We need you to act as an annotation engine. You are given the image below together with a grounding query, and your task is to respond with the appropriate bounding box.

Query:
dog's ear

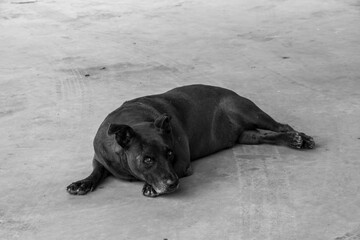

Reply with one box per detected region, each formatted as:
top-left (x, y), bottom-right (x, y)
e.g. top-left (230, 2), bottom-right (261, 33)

top-left (154, 114), bottom-right (171, 133)
top-left (108, 124), bottom-right (135, 149)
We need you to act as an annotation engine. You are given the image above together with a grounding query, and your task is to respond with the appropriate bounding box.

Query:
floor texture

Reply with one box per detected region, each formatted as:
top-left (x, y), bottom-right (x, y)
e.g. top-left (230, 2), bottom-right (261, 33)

top-left (1, 0), bottom-right (360, 239)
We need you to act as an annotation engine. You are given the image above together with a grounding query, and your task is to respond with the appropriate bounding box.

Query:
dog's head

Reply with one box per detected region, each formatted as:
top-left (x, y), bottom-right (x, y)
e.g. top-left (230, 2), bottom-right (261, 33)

top-left (108, 114), bottom-right (179, 195)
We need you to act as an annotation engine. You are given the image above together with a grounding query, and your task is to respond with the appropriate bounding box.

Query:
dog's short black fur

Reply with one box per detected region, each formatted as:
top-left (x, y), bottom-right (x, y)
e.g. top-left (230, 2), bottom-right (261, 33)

top-left (67, 84), bottom-right (314, 197)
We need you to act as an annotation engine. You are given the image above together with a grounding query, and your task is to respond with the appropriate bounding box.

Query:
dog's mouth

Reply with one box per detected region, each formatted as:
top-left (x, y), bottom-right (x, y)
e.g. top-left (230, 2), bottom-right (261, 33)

top-left (153, 182), bottom-right (179, 195)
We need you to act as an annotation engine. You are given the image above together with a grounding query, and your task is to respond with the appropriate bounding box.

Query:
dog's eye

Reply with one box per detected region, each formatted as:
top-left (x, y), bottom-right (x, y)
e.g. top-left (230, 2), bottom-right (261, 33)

top-left (167, 150), bottom-right (173, 158)
top-left (143, 157), bottom-right (154, 165)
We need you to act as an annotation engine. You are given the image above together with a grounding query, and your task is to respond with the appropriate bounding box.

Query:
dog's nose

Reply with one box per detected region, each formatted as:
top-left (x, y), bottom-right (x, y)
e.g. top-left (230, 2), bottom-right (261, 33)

top-left (166, 179), bottom-right (179, 189)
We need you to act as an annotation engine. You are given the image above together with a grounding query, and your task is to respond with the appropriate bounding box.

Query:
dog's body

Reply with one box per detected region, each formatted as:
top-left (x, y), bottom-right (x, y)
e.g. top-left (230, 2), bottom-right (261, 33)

top-left (67, 84), bottom-right (314, 197)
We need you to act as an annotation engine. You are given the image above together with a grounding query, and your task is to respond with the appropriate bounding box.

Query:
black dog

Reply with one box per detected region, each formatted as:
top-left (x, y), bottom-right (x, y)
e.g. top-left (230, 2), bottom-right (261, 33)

top-left (67, 84), bottom-right (314, 197)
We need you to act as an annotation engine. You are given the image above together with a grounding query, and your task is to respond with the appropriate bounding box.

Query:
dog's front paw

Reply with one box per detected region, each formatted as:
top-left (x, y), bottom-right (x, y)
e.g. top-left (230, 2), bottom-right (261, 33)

top-left (66, 179), bottom-right (95, 195)
top-left (142, 183), bottom-right (159, 198)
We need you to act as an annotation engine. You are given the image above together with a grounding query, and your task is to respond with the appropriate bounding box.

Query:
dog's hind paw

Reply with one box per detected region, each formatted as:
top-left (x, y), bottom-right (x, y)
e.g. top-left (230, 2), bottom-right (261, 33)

top-left (286, 132), bottom-right (315, 149)
top-left (287, 132), bottom-right (303, 149)
top-left (299, 132), bottom-right (315, 149)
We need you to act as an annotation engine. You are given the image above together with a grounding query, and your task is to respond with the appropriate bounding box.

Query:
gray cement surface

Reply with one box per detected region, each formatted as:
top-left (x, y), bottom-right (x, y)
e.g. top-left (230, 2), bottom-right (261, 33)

top-left (1, 0), bottom-right (360, 239)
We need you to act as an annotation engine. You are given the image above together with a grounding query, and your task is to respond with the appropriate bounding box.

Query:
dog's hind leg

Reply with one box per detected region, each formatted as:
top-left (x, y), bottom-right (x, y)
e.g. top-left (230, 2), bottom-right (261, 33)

top-left (224, 95), bottom-right (315, 148)
top-left (246, 107), bottom-right (295, 133)
top-left (227, 95), bottom-right (294, 132)
top-left (242, 108), bottom-right (315, 149)
top-left (238, 130), bottom-right (315, 149)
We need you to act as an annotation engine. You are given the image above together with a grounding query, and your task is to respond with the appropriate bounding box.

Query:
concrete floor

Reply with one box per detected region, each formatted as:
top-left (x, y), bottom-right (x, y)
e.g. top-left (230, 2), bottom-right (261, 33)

top-left (1, 0), bottom-right (359, 239)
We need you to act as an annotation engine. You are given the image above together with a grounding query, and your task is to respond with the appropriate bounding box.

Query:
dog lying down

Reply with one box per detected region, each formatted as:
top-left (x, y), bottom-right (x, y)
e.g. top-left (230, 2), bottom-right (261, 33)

top-left (67, 84), bottom-right (314, 197)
